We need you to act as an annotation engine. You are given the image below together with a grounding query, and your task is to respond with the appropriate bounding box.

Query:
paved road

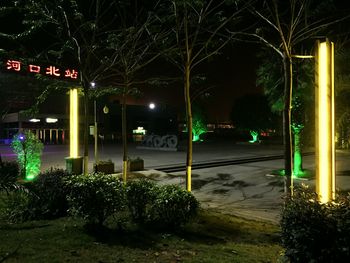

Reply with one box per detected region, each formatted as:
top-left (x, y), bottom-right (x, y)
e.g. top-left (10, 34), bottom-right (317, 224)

top-left (1, 140), bottom-right (285, 171)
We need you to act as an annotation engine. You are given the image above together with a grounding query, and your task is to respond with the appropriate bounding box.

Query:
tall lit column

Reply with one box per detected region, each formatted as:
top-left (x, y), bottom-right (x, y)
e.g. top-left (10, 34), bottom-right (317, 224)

top-left (315, 39), bottom-right (335, 203)
top-left (70, 88), bottom-right (79, 158)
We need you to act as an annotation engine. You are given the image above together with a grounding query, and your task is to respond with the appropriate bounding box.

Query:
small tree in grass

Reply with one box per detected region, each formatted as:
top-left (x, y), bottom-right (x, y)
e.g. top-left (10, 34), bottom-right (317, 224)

top-left (11, 131), bottom-right (43, 181)
top-left (230, 94), bottom-right (274, 143)
top-left (192, 115), bottom-right (207, 142)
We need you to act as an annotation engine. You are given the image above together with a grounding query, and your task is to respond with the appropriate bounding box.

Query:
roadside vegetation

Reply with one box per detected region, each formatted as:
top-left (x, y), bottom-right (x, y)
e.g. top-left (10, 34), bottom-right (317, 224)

top-left (0, 163), bottom-right (283, 262)
top-left (2, 159), bottom-right (350, 262)
top-left (0, 208), bottom-right (282, 263)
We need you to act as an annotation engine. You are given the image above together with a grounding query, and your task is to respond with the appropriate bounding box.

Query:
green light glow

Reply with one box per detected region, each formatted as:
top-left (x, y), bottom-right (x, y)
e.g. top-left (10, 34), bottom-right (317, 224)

top-left (192, 116), bottom-right (207, 142)
top-left (11, 131), bottom-right (43, 181)
top-left (292, 123), bottom-right (304, 177)
top-left (249, 130), bottom-right (259, 143)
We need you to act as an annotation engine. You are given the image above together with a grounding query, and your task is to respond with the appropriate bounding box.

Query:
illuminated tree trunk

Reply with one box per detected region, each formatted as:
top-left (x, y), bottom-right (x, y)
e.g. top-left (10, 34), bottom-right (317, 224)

top-left (283, 54), bottom-right (293, 195)
top-left (249, 130), bottom-right (259, 143)
top-left (292, 124), bottom-right (304, 177)
top-left (185, 61), bottom-right (193, 191)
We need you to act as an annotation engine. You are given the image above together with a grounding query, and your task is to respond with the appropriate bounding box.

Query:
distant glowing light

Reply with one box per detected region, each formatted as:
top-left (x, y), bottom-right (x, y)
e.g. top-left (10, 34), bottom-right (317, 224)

top-left (29, 118), bottom-right (41, 123)
top-left (149, 103), bottom-right (155, 110)
top-left (90, 82), bottom-right (96, 88)
top-left (249, 130), bottom-right (259, 143)
top-left (133, 127), bottom-right (146, 135)
top-left (46, 118), bottom-right (58, 123)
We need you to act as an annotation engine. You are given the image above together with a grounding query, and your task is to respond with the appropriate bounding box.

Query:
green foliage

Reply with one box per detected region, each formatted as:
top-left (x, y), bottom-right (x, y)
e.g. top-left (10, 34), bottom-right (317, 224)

top-left (0, 189), bottom-right (38, 223)
top-left (281, 186), bottom-right (350, 262)
top-left (257, 50), bottom-right (314, 117)
top-left (125, 179), bottom-right (159, 224)
top-left (65, 173), bottom-right (126, 226)
top-left (11, 131), bottom-right (43, 180)
top-left (149, 184), bottom-right (199, 228)
top-left (0, 161), bottom-right (20, 193)
top-left (192, 111), bottom-right (208, 142)
top-left (249, 130), bottom-right (259, 143)
top-left (25, 169), bottom-right (71, 219)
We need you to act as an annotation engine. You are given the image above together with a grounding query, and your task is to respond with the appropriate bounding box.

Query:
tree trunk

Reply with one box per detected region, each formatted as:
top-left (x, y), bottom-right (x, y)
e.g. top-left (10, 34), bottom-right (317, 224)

top-left (283, 54), bottom-right (293, 196)
top-left (122, 86), bottom-right (128, 184)
top-left (83, 83), bottom-right (89, 175)
top-left (185, 62), bottom-right (192, 191)
top-left (293, 126), bottom-right (303, 177)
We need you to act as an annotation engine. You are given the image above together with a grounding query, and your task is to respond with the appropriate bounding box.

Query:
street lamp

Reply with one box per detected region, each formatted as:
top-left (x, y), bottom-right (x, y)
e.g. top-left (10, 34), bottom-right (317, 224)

top-left (149, 102), bottom-right (156, 110)
top-left (91, 82), bottom-right (98, 164)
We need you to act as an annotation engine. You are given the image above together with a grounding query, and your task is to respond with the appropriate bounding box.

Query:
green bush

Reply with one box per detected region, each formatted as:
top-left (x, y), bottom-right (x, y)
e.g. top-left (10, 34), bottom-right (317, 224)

top-left (0, 161), bottom-right (20, 193)
top-left (11, 131), bottom-right (43, 180)
top-left (332, 194), bottom-right (350, 259)
top-left (0, 189), bottom-right (38, 223)
top-left (65, 173), bottom-right (126, 226)
top-left (149, 184), bottom-right (199, 228)
top-left (26, 169), bottom-right (71, 219)
top-left (126, 179), bottom-right (159, 224)
top-left (281, 186), bottom-right (350, 262)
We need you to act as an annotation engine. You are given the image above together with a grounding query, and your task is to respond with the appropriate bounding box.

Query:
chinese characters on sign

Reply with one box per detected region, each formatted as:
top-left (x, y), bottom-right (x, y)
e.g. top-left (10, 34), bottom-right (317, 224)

top-left (5, 59), bottom-right (78, 80)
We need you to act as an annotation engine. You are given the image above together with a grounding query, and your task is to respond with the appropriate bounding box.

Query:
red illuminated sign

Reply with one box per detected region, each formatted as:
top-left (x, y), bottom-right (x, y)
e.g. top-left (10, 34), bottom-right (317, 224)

top-left (5, 59), bottom-right (78, 80)
top-left (6, 60), bottom-right (21, 71)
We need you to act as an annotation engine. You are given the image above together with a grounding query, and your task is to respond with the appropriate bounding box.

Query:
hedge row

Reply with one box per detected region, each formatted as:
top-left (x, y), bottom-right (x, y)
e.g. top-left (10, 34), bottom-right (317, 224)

top-left (0, 169), bottom-right (199, 229)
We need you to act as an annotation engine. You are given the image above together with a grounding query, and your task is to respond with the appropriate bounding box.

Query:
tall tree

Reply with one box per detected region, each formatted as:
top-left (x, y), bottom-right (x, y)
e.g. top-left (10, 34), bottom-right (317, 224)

top-left (243, 0), bottom-right (349, 194)
top-left (101, 4), bottom-right (165, 183)
top-left (257, 48), bottom-right (314, 177)
top-left (14, 0), bottom-right (126, 174)
top-left (157, 0), bottom-right (252, 191)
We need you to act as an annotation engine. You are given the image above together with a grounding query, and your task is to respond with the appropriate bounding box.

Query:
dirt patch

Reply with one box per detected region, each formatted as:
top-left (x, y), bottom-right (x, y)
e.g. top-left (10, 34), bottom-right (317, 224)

top-left (268, 180), bottom-right (284, 187)
top-left (192, 179), bottom-right (209, 190)
top-left (223, 180), bottom-right (253, 188)
top-left (212, 189), bottom-right (230, 195)
top-left (216, 173), bottom-right (232, 180)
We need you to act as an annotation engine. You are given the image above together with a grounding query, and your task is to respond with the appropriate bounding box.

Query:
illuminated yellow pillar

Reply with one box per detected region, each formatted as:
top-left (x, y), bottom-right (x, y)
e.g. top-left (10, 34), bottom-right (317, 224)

top-left (315, 39), bottom-right (335, 203)
top-left (70, 88), bottom-right (79, 158)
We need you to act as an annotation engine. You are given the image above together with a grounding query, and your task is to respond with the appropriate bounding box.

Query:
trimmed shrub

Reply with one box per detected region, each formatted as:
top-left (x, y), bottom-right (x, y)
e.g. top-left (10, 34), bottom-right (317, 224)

top-left (281, 186), bottom-right (350, 262)
top-left (332, 194), bottom-right (350, 259)
top-left (65, 173), bottom-right (126, 226)
top-left (126, 179), bottom-right (159, 224)
top-left (0, 161), bottom-right (20, 193)
top-left (149, 184), bottom-right (199, 228)
top-left (0, 189), bottom-right (38, 223)
top-left (26, 169), bottom-right (71, 219)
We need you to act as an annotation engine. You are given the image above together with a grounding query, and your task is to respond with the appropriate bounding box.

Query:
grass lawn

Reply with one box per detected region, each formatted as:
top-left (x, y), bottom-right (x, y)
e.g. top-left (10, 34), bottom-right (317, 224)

top-left (0, 209), bottom-right (283, 263)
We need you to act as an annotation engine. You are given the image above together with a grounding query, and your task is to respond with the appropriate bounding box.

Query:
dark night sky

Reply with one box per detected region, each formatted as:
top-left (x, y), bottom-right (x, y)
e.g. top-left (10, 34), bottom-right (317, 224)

top-left (141, 42), bottom-right (261, 124)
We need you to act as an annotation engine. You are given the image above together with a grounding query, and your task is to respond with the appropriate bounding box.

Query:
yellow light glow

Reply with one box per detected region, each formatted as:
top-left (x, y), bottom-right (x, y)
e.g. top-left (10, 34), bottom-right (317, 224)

top-left (187, 166), bottom-right (191, 192)
top-left (316, 40), bottom-right (335, 203)
top-left (70, 88), bottom-right (79, 158)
